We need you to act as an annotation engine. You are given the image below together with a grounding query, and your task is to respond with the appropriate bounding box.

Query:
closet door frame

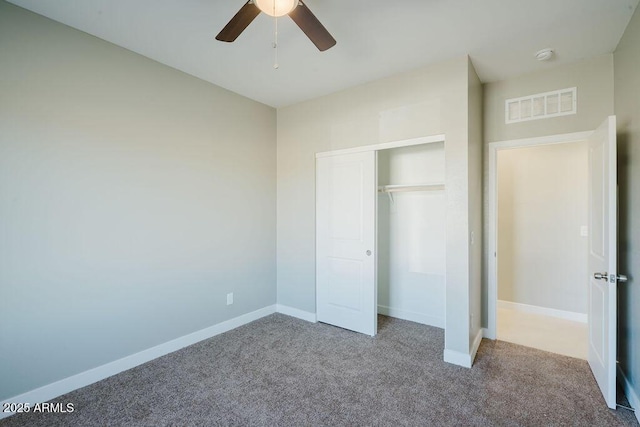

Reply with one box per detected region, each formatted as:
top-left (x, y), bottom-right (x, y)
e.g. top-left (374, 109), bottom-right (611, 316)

top-left (315, 135), bottom-right (445, 160)
top-left (315, 134), bottom-right (446, 335)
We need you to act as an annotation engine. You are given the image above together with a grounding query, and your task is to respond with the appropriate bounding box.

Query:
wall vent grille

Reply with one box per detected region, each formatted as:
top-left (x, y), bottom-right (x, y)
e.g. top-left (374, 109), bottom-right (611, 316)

top-left (505, 87), bottom-right (577, 124)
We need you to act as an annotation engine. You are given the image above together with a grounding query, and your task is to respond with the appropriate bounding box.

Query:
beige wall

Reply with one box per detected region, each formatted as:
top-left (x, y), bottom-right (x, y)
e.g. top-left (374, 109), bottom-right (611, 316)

top-left (277, 57), bottom-right (478, 356)
top-left (484, 55), bottom-right (614, 143)
top-left (0, 2), bottom-right (276, 400)
top-left (497, 142), bottom-right (588, 314)
top-left (614, 3), bottom-right (640, 409)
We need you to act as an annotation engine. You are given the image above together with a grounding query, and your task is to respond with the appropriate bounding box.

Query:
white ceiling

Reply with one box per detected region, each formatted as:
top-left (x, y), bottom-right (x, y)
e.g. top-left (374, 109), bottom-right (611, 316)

top-left (8, 0), bottom-right (639, 108)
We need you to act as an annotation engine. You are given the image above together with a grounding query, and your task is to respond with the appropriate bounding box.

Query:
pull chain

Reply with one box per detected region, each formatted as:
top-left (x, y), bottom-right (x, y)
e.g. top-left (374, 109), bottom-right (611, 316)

top-left (273, 15), bottom-right (279, 69)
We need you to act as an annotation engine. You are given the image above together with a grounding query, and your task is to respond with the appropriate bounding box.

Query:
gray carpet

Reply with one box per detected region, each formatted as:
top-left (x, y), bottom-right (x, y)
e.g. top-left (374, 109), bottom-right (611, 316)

top-left (2, 314), bottom-right (637, 426)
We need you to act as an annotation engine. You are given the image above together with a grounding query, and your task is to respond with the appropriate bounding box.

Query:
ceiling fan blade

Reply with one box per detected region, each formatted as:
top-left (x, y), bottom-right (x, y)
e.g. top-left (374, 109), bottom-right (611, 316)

top-left (288, 1), bottom-right (336, 51)
top-left (216, 1), bottom-right (261, 42)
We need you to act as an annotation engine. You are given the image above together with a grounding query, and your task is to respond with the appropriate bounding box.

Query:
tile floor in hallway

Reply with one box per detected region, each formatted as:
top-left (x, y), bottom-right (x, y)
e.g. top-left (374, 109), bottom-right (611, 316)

top-left (497, 307), bottom-right (588, 359)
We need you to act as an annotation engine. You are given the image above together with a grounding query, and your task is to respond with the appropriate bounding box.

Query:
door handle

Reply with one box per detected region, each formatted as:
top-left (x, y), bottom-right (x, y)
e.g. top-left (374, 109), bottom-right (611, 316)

top-left (615, 274), bottom-right (628, 283)
top-left (594, 272), bottom-right (629, 283)
top-left (594, 272), bottom-right (607, 281)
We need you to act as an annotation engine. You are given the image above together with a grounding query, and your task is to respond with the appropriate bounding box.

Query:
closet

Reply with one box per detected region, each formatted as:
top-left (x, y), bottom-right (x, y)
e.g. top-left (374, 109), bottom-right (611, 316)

top-left (377, 142), bottom-right (446, 328)
top-left (316, 138), bottom-right (446, 336)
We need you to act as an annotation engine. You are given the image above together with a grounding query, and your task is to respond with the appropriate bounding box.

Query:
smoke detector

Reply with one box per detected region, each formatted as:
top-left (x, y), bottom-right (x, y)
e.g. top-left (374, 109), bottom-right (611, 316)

top-left (535, 48), bottom-right (554, 61)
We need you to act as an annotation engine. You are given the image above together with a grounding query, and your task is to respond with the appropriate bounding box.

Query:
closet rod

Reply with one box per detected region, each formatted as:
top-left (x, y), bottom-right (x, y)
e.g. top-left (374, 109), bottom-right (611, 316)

top-left (378, 184), bottom-right (445, 193)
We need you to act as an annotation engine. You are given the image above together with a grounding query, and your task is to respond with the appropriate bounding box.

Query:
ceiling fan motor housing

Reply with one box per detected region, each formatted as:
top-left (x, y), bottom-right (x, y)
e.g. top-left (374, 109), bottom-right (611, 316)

top-left (254, 0), bottom-right (298, 17)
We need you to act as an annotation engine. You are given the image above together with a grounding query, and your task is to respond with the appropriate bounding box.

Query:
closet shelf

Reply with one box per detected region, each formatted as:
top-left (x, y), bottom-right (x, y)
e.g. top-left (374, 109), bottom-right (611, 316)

top-left (378, 183), bottom-right (445, 193)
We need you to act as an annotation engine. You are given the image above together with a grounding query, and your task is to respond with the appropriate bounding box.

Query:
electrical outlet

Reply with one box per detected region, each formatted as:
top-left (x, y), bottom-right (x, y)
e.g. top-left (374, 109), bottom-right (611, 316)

top-left (226, 293), bottom-right (233, 305)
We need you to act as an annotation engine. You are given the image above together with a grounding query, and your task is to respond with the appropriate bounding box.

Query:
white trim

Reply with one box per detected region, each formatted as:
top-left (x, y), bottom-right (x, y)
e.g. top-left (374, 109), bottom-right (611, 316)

top-left (443, 349), bottom-right (472, 368)
top-left (487, 130), bottom-right (593, 150)
top-left (444, 328), bottom-right (484, 368)
top-left (498, 300), bottom-right (587, 323)
top-left (276, 304), bottom-right (317, 323)
top-left (618, 365), bottom-right (640, 422)
top-left (377, 305), bottom-right (444, 329)
top-left (315, 134), bottom-right (446, 158)
top-left (0, 305), bottom-right (277, 420)
top-left (487, 142), bottom-right (498, 341)
top-left (487, 130), bottom-right (594, 339)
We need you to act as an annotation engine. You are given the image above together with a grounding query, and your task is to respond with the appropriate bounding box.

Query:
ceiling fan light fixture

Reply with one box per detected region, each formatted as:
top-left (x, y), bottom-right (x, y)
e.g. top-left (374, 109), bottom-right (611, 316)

top-left (254, 0), bottom-right (298, 17)
top-left (216, 0), bottom-right (335, 51)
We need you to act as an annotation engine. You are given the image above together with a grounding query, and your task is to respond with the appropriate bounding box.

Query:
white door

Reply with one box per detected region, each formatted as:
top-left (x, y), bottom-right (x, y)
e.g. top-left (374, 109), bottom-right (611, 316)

top-left (316, 151), bottom-right (377, 336)
top-left (587, 116), bottom-right (618, 409)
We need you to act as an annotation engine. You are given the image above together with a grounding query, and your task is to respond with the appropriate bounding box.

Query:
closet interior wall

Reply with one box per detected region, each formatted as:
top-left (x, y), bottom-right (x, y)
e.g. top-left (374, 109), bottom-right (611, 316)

top-left (377, 142), bottom-right (446, 328)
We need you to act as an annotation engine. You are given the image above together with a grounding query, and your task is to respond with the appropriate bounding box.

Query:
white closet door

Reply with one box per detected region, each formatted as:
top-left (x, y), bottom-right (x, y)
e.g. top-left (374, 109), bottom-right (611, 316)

top-left (587, 116), bottom-right (618, 409)
top-left (316, 151), bottom-right (377, 336)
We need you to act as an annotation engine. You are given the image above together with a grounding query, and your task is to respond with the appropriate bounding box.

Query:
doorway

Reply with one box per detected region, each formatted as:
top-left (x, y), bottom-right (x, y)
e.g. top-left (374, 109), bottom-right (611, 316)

top-left (487, 118), bottom-right (620, 409)
top-left (495, 141), bottom-right (589, 359)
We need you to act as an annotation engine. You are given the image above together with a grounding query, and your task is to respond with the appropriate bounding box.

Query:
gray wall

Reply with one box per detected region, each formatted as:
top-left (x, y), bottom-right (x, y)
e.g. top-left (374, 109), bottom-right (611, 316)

top-left (482, 56), bottom-right (615, 326)
top-left (277, 57), bottom-right (477, 356)
top-left (614, 3), bottom-right (640, 409)
top-left (0, 2), bottom-right (276, 400)
top-left (497, 142), bottom-right (588, 314)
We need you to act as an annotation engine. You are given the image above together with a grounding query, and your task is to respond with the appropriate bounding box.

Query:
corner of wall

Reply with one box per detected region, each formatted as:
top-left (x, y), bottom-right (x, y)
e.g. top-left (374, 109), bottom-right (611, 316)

top-left (468, 58), bottom-right (484, 345)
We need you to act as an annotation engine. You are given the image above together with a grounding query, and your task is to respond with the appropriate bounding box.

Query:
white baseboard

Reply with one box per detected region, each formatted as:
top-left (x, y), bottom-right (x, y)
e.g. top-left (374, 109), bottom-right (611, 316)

top-left (443, 328), bottom-right (485, 369)
top-left (498, 300), bottom-right (587, 323)
top-left (443, 349), bottom-right (472, 368)
top-left (618, 365), bottom-right (640, 423)
top-left (276, 304), bottom-right (317, 323)
top-left (377, 305), bottom-right (444, 329)
top-left (0, 304), bottom-right (277, 420)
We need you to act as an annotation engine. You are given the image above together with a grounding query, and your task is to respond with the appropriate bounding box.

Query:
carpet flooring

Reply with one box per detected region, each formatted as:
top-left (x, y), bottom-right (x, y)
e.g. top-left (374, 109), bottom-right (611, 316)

top-left (2, 314), bottom-right (637, 426)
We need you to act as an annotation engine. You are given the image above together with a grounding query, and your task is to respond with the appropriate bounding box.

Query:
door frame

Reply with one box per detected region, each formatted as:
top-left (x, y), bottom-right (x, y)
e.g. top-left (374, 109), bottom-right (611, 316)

top-left (486, 130), bottom-right (594, 339)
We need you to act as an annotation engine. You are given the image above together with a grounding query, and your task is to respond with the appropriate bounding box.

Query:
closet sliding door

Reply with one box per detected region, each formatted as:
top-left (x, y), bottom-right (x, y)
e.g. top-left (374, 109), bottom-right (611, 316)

top-left (316, 151), bottom-right (377, 336)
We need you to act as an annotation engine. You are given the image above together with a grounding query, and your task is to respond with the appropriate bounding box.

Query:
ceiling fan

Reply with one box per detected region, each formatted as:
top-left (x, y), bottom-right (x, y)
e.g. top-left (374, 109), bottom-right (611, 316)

top-left (216, 0), bottom-right (336, 52)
